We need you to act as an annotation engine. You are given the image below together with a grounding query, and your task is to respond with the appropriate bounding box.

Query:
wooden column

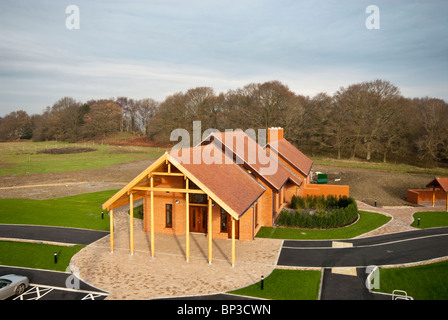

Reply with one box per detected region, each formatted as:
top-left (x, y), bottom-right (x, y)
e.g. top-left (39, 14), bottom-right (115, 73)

top-left (231, 217), bottom-right (236, 267)
top-left (129, 193), bottom-right (134, 255)
top-left (150, 176), bottom-right (155, 258)
top-left (208, 197), bottom-right (212, 264)
top-left (110, 209), bottom-right (114, 253)
top-left (186, 179), bottom-right (190, 262)
top-left (432, 187), bottom-right (436, 207)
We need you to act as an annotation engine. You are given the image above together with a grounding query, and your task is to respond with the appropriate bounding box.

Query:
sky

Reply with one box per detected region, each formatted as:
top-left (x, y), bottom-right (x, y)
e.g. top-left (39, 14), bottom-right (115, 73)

top-left (0, 0), bottom-right (447, 116)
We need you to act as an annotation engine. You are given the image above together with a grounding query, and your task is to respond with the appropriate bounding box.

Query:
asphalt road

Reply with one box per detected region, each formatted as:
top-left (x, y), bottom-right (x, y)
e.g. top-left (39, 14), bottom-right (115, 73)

top-left (278, 227), bottom-right (448, 268)
top-left (0, 224), bottom-right (109, 245)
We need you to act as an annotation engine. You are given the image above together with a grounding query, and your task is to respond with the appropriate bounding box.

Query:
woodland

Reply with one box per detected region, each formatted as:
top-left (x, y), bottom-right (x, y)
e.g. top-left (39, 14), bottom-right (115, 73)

top-left (1, 79), bottom-right (447, 167)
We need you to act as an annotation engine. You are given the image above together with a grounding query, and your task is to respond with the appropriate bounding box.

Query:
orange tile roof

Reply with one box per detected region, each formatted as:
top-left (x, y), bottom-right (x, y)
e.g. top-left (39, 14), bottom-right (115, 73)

top-left (267, 138), bottom-right (313, 177)
top-left (426, 177), bottom-right (448, 193)
top-left (169, 144), bottom-right (266, 217)
top-left (207, 131), bottom-right (302, 190)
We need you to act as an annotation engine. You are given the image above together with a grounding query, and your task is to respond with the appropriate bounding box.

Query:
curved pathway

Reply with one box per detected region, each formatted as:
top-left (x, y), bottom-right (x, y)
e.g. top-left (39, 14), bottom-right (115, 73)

top-left (356, 201), bottom-right (444, 237)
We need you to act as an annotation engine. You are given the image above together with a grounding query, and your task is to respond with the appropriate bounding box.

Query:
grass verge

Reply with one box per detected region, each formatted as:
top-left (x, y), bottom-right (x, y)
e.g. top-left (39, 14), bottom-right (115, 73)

top-left (229, 269), bottom-right (321, 300)
top-left (411, 211), bottom-right (448, 228)
top-left (0, 241), bottom-right (84, 272)
top-left (256, 210), bottom-right (391, 240)
top-left (374, 260), bottom-right (448, 300)
top-left (0, 190), bottom-right (118, 231)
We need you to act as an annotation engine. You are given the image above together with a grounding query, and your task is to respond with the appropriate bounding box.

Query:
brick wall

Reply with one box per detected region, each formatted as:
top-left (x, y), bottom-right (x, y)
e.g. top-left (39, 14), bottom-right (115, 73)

top-left (407, 188), bottom-right (447, 204)
top-left (142, 192), bottom-right (253, 240)
top-left (297, 184), bottom-right (350, 198)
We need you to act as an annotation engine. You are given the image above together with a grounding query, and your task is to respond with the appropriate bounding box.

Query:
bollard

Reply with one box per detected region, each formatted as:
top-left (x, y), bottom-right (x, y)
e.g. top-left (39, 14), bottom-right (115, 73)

top-left (54, 252), bottom-right (58, 264)
top-left (418, 217), bottom-right (420, 226)
top-left (101, 211), bottom-right (104, 220)
top-left (261, 275), bottom-right (264, 290)
top-left (374, 200), bottom-right (377, 207)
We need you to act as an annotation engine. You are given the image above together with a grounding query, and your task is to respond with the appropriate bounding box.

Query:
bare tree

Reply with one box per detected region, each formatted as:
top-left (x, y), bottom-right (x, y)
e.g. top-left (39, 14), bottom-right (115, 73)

top-left (82, 100), bottom-right (122, 138)
top-left (0, 110), bottom-right (32, 140)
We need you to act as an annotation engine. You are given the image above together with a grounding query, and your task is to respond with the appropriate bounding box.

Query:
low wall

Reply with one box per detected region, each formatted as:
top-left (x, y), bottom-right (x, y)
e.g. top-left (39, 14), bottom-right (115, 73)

top-left (298, 184), bottom-right (350, 198)
top-left (407, 188), bottom-right (446, 204)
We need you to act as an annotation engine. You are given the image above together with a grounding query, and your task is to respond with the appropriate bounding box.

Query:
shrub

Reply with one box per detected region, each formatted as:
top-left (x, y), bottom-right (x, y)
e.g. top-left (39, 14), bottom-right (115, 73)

top-left (279, 195), bottom-right (358, 229)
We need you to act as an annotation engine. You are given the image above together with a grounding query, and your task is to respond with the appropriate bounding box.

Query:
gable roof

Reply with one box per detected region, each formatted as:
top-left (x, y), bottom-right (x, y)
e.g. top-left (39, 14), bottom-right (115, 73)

top-left (426, 177), bottom-right (448, 193)
top-left (266, 138), bottom-right (313, 177)
top-left (170, 144), bottom-right (266, 217)
top-left (102, 144), bottom-right (266, 219)
top-left (204, 131), bottom-right (302, 191)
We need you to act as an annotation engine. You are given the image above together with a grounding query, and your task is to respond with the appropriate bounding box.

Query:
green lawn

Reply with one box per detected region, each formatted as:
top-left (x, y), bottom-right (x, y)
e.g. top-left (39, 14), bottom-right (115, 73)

top-left (374, 260), bottom-right (448, 300)
top-left (256, 210), bottom-right (391, 240)
top-left (0, 241), bottom-right (84, 272)
top-left (0, 141), bottom-right (163, 176)
top-left (229, 269), bottom-right (321, 300)
top-left (411, 211), bottom-right (448, 228)
top-left (0, 190), bottom-right (118, 231)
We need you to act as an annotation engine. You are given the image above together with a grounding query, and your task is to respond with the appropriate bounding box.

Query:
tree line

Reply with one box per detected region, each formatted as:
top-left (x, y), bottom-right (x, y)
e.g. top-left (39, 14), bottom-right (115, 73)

top-left (1, 79), bottom-right (447, 166)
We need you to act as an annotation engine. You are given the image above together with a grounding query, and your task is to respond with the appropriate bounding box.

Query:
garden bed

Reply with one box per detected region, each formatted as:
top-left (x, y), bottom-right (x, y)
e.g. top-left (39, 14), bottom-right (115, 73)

top-left (278, 195), bottom-right (358, 229)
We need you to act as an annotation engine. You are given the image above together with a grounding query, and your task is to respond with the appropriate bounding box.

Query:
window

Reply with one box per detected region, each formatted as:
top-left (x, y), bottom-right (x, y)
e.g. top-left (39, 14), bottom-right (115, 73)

top-left (189, 193), bottom-right (207, 204)
top-left (166, 204), bottom-right (173, 228)
top-left (220, 208), bottom-right (227, 232)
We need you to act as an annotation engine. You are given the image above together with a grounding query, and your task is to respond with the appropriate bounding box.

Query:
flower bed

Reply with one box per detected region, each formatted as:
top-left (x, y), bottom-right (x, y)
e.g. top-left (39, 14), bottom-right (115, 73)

top-left (279, 195), bottom-right (358, 229)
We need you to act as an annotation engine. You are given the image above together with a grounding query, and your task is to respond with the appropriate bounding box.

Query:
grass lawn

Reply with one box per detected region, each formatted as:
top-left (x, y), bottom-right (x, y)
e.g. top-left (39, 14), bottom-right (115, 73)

top-left (256, 210), bottom-right (391, 240)
top-left (0, 190), bottom-right (118, 231)
top-left (374, 260), bottom-right (448, 300)
top-left (0, 141), bottom-right (164, 176)
top-left (0, 241), bottom-right (84, 272)
top-left (411, 211), bottom-right (448, 228)
top-left (229, 269), bottom-right (321, 300)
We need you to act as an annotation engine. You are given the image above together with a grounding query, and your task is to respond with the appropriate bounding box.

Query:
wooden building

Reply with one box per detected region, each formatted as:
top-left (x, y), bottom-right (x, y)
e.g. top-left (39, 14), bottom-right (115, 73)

top-left (102, 127), bottom-right (350, 266)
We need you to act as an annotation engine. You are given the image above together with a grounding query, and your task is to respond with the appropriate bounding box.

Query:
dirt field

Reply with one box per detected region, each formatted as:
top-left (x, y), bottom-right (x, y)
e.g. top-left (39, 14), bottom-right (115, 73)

top-left (0, 156), bottom-right (438, 207)
top-left (312, 164), bottom-right (436, 207)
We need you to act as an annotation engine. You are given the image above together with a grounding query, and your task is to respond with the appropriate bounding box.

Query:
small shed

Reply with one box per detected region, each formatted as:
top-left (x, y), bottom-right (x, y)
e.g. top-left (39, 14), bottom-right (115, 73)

top-left (426, 177), bottom-right (448, 211)
top-left (407, 177), bottom-right (448, 211)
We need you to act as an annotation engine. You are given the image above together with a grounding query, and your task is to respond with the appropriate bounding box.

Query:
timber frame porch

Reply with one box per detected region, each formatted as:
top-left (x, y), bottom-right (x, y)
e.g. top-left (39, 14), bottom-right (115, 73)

top-left (103, 152), bottom-right (242, 267)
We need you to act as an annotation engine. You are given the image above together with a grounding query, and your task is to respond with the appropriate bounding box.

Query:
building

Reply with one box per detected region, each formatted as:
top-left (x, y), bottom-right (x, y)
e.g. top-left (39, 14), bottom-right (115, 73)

top-left (102, 127), bottom-right (350, 266)
top-left (407, 177), bottom-right (448, 211)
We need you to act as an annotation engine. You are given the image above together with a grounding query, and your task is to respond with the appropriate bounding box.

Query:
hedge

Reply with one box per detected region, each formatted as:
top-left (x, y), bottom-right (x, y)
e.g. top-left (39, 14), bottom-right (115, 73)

top-left (279, 195), bottom-right (358, 229)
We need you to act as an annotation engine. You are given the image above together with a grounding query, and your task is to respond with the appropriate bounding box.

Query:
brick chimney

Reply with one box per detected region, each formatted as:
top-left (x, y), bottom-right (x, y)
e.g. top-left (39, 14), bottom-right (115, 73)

top-left (267, 127), bottom-right (284, 144)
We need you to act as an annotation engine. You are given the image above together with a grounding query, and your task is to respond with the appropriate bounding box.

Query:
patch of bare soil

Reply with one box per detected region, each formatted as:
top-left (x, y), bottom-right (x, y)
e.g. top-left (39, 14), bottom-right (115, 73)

top-left (0, 156), bottom-right (438, 207)
top-left (313, 164), bottom-right (435, 207)
top-left (37, 147), bottom-right (97, 154)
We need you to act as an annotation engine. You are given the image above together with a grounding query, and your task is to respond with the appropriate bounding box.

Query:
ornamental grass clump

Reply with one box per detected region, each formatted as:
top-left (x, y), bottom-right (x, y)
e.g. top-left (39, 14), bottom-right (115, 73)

top-left (279, 195), bottom-right (358, 229)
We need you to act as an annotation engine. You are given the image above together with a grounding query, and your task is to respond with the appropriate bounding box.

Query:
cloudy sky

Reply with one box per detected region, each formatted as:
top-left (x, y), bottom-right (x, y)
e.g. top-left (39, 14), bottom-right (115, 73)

top-left (0, 0), bottom-right (447, 116)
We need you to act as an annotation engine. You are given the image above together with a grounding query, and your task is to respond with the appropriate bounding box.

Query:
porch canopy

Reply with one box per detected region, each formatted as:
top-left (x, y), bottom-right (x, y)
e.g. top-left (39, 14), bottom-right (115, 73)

top-left (102, 144), bottom-right (265, 266)
top-left (426, 177), bottom-right (448, 211)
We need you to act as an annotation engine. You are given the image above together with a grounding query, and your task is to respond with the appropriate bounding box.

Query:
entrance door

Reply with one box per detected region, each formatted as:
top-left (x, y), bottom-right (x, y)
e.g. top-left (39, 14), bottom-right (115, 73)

top-left (190, 206), bottom-right (207, 233)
